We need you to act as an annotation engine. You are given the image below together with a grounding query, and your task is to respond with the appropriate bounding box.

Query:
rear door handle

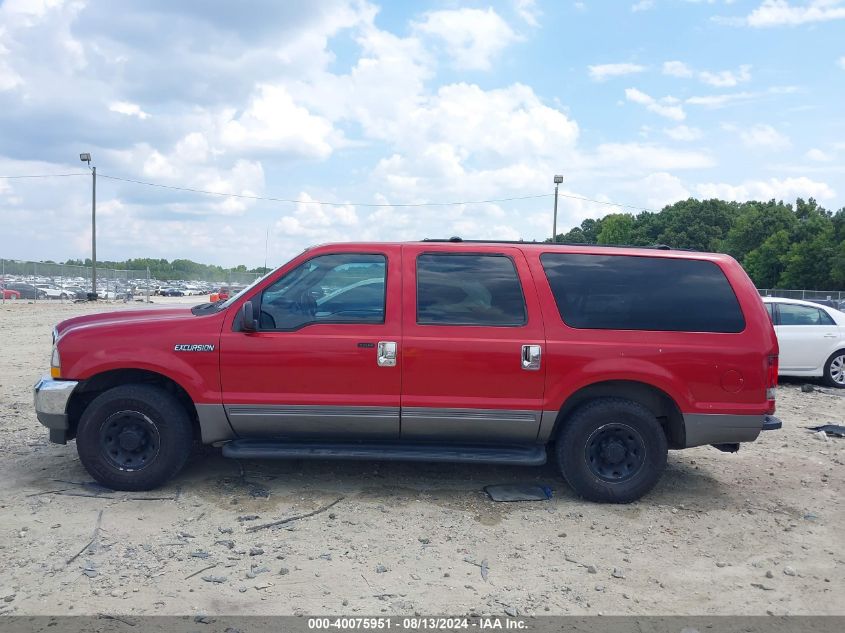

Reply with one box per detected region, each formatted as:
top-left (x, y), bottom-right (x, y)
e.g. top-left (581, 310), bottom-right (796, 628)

top-left (521, 344), bottom-right (541, 370)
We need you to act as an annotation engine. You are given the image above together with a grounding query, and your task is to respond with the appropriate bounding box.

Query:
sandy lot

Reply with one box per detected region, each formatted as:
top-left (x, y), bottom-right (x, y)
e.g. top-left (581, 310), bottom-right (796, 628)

top-left (0, 299), bottom-right (843, 617)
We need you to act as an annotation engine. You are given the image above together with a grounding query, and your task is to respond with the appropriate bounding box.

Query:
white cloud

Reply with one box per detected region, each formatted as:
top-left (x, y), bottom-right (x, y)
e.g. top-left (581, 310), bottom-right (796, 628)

top-left (664, 125), bottom-right (703, 141)
top-left (699, 64), bottom-right (752, 87)
top-left (588, 62), bottom-right (647, 81)
top-left (413, 8), bottom-right (519, 71)
top-left (739, 124), bottom-right (790, 150)
top-left (662, 60), bottom-right (694, 77)
top-left (514, 0), bottom-right (541, 25)
top-left (632, 0), bottom-right (656, 11)
top-left (632, 172), bottom-right (691, 208)
top-left (696, 177), bottom-right (835, 201)
top-left (220, 84), bottom-right (339, 158)
top-left (109, 101), bottom-right (150, 120)
top-left (587, 143), bottom-right (714, 171)
top-left (686, 91), bottom-right (757, 107)
top-left (805, 148), bottom-right (834, 161)
top-left (746, 0), bottom-right (845, 27)
top-left (625, 88), bottom-right (686, 120)
top-left (839, 55), bottom-right (845, 69)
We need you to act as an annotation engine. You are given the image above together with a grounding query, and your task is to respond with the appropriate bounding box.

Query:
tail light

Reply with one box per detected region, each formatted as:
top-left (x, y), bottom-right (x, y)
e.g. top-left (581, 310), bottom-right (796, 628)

top-left (766, 354), bottom-right (778, 403)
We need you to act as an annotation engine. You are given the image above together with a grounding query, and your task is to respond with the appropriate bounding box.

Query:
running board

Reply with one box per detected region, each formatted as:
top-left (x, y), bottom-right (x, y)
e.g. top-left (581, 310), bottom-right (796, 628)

top-left (222, 440), bottom-right (547, 466)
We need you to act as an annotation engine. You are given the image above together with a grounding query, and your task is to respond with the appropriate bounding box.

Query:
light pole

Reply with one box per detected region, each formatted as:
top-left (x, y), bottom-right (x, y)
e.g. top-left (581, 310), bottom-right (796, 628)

top-left (552, 174), bottom-right (563, 242)
top-left (80, 153), bottom-right (96, 298)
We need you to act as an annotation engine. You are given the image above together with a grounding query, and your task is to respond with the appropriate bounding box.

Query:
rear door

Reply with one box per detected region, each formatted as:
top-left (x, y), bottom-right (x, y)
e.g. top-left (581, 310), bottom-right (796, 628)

top-left (219, 245), bottom-right (401, 439)
top-left (399, 245), bottom-right (546, 442)
top-left (774, 302), bottom-right (839, 371)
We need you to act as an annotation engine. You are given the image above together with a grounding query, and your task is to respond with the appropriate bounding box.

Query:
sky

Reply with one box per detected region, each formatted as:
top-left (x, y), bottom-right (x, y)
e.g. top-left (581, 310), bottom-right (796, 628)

top-left (0, 0), bottom-right (844, 268)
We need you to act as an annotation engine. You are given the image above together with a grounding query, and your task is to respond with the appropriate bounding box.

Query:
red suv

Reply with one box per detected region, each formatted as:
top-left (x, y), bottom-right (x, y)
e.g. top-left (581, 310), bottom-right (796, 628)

top-left (34, 240), bottom-right (781, 502)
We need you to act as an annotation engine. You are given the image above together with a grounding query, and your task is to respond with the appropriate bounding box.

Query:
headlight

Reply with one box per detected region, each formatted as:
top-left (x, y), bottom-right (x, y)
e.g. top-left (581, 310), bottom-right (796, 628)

top-left (50, 345), bottom-right (61, 379)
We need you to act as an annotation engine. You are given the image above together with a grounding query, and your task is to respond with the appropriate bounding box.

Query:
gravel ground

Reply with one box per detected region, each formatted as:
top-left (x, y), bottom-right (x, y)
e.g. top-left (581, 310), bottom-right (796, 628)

top-left (0, 299), bottom-right (843, 616)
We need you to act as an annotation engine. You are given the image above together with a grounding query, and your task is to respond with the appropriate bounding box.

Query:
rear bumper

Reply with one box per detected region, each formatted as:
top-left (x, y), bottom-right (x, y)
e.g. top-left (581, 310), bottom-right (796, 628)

top-left (683, 413), bottom-right (779, 448)
top-left (33, 376), bottom-right (79, 444)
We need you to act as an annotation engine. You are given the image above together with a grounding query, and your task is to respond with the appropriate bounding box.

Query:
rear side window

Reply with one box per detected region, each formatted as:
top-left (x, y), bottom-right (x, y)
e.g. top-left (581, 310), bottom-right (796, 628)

top-left (777, 303), bottom-right (835, 326)
top-left (540, 253), bottom-right (745, 333)
top-left (416, 253), bottom-right (526, 326)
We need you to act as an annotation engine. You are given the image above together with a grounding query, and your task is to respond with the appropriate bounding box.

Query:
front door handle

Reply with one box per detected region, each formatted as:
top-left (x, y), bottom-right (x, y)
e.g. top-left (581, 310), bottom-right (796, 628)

top-left (377, 341), bottom-right (397, 367)
top-left (521, 344), bottom-right (541, 371)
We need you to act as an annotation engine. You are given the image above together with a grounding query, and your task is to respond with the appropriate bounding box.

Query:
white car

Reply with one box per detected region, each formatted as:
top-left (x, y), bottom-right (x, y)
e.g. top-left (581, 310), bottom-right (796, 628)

top-left (762, 297), bottom-right (845, 388)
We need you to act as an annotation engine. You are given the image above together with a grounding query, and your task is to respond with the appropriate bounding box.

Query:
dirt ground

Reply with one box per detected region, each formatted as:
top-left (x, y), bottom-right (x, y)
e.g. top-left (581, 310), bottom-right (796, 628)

top-left (0, 298), bottom-right (843, 617)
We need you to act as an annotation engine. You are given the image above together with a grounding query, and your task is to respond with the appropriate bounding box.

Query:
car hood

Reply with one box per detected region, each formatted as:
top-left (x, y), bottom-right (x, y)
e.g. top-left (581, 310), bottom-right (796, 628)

top-left (56, 307), bottom-right (198, 338)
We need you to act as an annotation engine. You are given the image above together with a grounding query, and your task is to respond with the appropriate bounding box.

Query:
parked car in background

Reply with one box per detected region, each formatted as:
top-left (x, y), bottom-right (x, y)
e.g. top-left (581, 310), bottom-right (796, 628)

top-left (35, 284), bottom-right (68, 299)
top-left (161, 287), bottom-right (185, 297)
top-left (4, 282), bottom-right (47, 300)
top-left (762, 297), bottom-right (845, 388)
top-left (2, 286), bottom-right (21, 300)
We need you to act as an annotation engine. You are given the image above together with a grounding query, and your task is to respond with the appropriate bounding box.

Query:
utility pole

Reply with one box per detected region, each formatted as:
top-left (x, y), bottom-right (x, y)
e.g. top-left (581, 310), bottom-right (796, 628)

top-left (92, 165), bottom-right (97, 297)
top-left (264, 227), bottom-right (269, 274)
top-left (552, 174), bottom-right (563, 242)
top-left (80, 153), bottom-right (97, 298)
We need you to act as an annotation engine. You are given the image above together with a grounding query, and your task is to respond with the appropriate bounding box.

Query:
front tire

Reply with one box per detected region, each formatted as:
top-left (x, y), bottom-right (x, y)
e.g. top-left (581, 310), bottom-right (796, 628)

top-left (555, 398), bottom-right (667, 503)
top-left (76, 384), bottom-right (193, 491)
top-left (823, 350), bottom-right (845, 388)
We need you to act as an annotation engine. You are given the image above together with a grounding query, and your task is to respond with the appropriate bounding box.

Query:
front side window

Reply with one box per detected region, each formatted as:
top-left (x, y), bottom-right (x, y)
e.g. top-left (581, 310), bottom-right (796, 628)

top-left (258, 253), bottom-right (386, 330)
top-left (416, 253), bottom-right (526, 326)
top-left (540, 253), bottom-right (745, 333)
top-left (777, 303), bottom-right (834, 326)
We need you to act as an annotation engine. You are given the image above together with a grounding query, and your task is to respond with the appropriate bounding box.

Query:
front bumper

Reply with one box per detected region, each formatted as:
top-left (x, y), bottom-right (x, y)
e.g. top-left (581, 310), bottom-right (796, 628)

top-left (34, 376), bottom-right (79, 444)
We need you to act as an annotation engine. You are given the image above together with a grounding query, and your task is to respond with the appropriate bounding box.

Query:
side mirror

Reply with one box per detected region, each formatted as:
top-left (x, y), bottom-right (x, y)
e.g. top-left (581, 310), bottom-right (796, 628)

top-left (241, 300), bottom-right (257, 332)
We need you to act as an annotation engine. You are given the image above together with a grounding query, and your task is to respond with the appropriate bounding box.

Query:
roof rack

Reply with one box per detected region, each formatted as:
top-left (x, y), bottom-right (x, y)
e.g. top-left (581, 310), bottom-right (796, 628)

top-left (421, 238), bottom-right (677, 251)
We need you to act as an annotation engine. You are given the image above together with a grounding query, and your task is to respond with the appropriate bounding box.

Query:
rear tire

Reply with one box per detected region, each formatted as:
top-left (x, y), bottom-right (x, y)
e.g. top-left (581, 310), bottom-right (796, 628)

top-left (76, 384), bottom-right (193, 491)
top-left (822, 350), bottom-right (845, 388)
top-left (555, 398), bottom-right (667, 503)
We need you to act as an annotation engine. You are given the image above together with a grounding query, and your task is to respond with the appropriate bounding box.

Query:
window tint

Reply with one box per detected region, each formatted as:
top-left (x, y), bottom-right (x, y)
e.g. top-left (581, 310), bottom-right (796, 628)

top-left (416, 254), bottom-right (526, 326)
top-left (540, 253), bottom-right (745, 333)
top-left (259, 253), bottom-right (385, 330)
top-left (778, 303), bottom-right (834, 326)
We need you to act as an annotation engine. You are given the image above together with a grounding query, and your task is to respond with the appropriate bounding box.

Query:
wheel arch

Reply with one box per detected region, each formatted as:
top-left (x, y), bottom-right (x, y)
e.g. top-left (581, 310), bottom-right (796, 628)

top-left (67, 368), bottom-right (200, 442)
top-left (544, 379), bottom-right (685, 449)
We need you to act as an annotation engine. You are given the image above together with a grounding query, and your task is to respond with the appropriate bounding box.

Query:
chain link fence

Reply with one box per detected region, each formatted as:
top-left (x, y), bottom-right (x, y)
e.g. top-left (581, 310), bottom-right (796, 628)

top-left (1, 258), bottom-right (261, 303)
top-left (758, 289), bottom-right (844, 303)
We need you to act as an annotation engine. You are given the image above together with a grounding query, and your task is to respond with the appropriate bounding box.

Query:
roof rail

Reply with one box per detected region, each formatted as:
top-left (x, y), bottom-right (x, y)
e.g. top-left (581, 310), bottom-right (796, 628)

top-left (421, 238), bottom-right (682, 251)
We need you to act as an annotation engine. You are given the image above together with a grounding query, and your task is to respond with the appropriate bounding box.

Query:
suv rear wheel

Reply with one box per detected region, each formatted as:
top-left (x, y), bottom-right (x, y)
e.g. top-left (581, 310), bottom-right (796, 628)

top-left (823, 350), bottom-right (845, 388)
top-left (76, 384), bottom-right (193, 491)
top-left (555, 398), bottom-right (667, 503)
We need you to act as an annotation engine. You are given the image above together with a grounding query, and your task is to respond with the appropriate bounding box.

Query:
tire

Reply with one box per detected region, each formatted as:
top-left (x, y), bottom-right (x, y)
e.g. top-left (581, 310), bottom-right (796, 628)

top-left (555, 398), bottom-right (668, 504)
top-left (76, 384), bottom-right (193, 491)
top-left (822, 350), bottom-right (845, 388)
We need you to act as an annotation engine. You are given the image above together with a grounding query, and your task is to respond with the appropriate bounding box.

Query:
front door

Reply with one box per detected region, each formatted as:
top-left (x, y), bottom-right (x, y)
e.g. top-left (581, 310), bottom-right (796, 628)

top-left (219, 247), bottom-right (401, 439)
top-left (399, 245), bottom-right (546, 443)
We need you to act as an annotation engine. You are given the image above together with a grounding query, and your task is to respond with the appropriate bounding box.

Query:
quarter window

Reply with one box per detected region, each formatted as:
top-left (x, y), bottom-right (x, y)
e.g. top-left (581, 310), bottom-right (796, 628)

top-left (258, 253), bottom-right (386, 330)
top-left (416, 254), bottom-right (527, 326)
top-left (540, 253), bottom-right (745, 333)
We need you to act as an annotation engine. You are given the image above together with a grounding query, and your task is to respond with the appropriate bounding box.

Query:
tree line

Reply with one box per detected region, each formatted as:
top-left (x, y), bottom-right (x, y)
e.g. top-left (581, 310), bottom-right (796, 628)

top-left (550, 197), bottom-right (845, 290)
top-left (60, 258), bottom-right (270, 281)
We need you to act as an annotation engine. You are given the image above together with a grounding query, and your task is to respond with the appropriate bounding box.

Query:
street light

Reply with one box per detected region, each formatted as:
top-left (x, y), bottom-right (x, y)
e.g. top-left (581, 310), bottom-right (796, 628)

top-left (80, 152), bottom-right (96, 299)
top-left (552, 174), bottom-right (564, 242)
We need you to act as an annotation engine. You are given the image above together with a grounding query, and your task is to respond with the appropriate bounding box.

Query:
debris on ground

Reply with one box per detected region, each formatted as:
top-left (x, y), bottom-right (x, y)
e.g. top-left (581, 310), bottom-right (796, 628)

top-left (805, 424), bottom-right (845, 438)
top-left (483, 484), bottom-right (552, 502)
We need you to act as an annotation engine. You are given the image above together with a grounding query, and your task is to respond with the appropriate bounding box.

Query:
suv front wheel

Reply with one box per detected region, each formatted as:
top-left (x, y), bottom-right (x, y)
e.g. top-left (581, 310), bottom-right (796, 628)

top-left (76, 384), bottom-right (193, 491)
top-left (555, 398), bottom-right (668, 503)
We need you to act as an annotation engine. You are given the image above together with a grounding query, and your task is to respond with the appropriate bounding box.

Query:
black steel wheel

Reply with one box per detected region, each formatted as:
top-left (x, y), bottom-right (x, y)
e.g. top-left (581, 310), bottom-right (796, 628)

top-left (555, 398), bottom-right (667, 503)
top-left (76, 384), bottom-right (192, 491)
top-left (99, 410), bottom-right (161, 471)
top-left (584, 422), bottom-right (647, 482)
